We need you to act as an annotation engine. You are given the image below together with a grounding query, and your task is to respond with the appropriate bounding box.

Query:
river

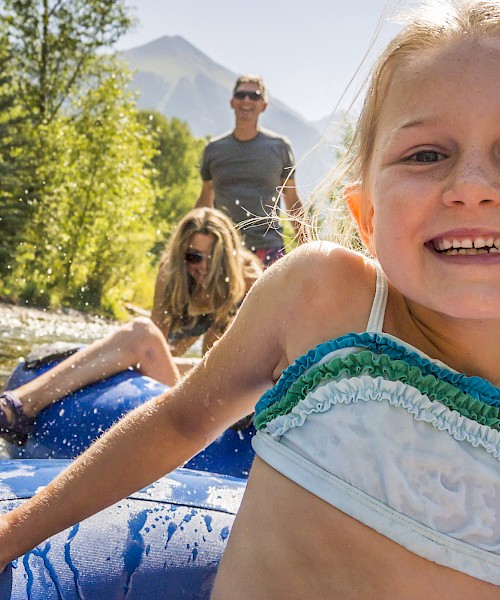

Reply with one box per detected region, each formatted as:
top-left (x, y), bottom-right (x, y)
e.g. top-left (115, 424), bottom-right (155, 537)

top-left (0, 302), bottom-right (119, 387)
top-left (0, 302), bottom-right (120, 457)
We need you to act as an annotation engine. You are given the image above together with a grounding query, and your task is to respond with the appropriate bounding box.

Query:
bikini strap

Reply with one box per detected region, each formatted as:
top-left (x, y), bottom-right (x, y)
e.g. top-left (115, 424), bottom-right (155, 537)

top-left (366, 262), bottom-right (388, 333)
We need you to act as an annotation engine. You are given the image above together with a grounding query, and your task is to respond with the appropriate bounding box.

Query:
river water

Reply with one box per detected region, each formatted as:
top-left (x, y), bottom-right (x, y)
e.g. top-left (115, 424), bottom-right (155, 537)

top-left (0, 303), bottom-right (120, 458)
top-left (0, 302), bottom-right (119, 387)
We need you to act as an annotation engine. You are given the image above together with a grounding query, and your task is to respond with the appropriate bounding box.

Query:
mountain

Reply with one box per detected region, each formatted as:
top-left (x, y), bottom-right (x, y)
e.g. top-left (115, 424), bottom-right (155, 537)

top-left (119, 36), bottom-right (332, 189)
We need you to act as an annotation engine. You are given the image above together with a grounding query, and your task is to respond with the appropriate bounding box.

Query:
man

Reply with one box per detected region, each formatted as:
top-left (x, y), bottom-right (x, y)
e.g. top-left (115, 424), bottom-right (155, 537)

top-left (195, 75), bottom-right (304, 267)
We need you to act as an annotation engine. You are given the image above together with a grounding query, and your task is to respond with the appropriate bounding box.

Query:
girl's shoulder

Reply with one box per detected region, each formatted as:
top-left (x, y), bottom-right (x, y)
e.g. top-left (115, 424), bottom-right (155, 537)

top-left (260, 242), bottom-right (379, 357)
top-left (281, 240), bottom-right (375, 291)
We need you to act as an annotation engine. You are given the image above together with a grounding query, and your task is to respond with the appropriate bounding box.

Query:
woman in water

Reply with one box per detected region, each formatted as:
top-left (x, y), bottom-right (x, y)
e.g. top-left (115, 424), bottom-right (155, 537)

top-left (0, 207), bottom-right (262, 445)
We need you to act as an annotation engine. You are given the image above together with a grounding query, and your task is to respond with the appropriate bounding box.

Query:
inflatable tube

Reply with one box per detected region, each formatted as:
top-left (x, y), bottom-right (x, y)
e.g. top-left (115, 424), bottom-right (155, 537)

top-left (4, 349), bottom-right (256, 479)
top-left (0, 459), bottom-right (245, 599)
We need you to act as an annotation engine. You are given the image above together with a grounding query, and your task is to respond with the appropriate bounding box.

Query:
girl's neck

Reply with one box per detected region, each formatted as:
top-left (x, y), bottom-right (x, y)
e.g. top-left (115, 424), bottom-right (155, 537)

top-left (385, 292), bottom-right (500, 386)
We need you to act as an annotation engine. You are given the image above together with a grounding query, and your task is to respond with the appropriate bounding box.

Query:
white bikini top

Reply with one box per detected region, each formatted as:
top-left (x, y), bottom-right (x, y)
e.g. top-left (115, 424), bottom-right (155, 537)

top-left (253, 262), bottom-right (500, 585)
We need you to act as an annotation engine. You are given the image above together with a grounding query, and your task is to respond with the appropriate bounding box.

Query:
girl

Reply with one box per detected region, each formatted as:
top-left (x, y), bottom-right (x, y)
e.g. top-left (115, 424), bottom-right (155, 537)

top-left (0, 1), bottom-right (499, 597)
top-left (0, 207), bottom-right (262, 445)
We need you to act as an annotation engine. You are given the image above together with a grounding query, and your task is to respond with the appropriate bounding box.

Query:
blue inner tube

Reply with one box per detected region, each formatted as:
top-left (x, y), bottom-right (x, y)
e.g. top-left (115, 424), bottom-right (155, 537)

top-left (4, 353), bottom-right (256, 479)
top-left (0, 459), bottom-right (245, 599)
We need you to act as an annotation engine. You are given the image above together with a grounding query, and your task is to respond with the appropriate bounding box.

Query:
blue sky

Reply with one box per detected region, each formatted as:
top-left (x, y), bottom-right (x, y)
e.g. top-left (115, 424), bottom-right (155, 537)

top-left (117, 0), bottom-right (403, 122)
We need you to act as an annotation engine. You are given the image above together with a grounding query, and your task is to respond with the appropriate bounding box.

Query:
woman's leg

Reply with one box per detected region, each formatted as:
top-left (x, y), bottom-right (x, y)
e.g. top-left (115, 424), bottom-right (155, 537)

top-left (4, 317), bottom-right (180, 421)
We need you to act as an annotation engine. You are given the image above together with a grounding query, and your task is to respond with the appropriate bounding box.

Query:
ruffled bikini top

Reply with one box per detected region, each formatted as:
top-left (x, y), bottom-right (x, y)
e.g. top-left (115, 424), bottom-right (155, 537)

top-left (252, 264), bottom-right (500, 585)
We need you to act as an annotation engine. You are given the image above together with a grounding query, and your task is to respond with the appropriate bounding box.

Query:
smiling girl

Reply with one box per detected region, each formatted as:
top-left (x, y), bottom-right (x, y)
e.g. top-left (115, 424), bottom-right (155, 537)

top-left (0, 1), bottom-right (499, 597)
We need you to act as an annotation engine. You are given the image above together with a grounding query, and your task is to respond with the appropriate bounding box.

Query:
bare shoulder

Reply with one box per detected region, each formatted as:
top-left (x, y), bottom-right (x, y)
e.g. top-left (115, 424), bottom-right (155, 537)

top-left (284, 239), bottom-right (372, 278)
top-left (211, 242), bottom-right (378, 390)
top-left (262, 242), bottom-right (378, 370)
top-left (273, 241), bottom-right (376, 319)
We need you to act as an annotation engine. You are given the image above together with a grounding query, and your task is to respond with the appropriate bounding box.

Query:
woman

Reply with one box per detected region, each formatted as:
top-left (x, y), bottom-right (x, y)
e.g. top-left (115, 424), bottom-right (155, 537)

top-left (0, 207), bottom-right (262, 445)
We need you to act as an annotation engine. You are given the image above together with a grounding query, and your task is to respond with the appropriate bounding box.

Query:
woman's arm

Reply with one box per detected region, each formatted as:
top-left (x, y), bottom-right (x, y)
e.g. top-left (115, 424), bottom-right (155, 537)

top-left (241, 250), bottom-right (264, 292)
top-left (151, 262), bottom-right (171, 339)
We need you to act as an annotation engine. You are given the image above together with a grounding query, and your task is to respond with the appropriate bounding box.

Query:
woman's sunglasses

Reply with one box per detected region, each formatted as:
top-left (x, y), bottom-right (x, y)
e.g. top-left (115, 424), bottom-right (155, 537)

top-left (233, 90), bottom-right (263, 101)
top-left (184, 251), bottom-right (211, 264)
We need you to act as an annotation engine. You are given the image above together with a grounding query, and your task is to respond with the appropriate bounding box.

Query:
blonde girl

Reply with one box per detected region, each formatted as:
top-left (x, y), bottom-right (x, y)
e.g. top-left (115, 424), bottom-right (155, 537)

top-left (0, 2), bottom-right (499, 598)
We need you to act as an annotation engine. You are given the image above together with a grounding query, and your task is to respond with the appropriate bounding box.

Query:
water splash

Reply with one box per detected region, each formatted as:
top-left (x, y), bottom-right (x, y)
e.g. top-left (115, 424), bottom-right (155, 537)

top-left (122, 510), bottom-right (148, 596)
top-left (24, 542), bottom-right (64, 599)
top-left (64, 523), bottom-right (84, 599)
top-left (203, 515), bottom-right (213, 533)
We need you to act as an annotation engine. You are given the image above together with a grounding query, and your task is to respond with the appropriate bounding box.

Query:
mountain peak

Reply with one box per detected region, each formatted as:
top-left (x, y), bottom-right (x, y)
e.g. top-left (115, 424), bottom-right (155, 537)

top-left (120, 35), bottom-right (325, 185)
top-left (126, 35), bottom-right (202, 56)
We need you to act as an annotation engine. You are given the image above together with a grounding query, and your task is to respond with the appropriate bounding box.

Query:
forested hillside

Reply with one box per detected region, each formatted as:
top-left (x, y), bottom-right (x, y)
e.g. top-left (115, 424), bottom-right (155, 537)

top-left (0, 0), bottom-right (205, 317)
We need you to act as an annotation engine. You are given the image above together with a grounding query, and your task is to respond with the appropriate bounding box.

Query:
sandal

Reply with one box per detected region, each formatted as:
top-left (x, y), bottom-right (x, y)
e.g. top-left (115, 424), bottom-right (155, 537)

top-left (0, 391), bottom-right (34, 446)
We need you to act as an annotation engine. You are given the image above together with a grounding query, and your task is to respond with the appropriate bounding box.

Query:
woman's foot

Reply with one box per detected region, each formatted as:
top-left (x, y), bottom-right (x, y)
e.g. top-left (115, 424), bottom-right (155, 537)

top-left (0, 392), bottom-right (34, 446)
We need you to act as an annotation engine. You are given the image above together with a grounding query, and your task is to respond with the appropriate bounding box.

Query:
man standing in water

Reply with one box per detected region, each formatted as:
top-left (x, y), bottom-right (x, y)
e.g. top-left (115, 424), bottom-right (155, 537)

top-left (195, 75), bottom-right (304, 267)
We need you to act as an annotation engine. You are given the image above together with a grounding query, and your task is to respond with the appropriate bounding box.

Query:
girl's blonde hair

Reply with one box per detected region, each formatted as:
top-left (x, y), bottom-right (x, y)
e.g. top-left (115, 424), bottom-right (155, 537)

top-left (156, 207), bottom-right (261, 333)
top-left (322, 0), bottom-right (500, 248)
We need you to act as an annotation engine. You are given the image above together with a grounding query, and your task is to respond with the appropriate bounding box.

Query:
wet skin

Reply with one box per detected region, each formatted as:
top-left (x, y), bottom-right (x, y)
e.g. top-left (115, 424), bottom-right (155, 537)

top-left (211, 39), bottom-right (500, 599)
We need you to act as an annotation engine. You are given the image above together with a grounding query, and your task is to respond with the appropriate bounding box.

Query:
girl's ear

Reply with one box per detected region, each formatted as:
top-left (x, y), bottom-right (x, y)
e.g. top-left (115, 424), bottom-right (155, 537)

top-left (344, 183), bottom-right (375, 253)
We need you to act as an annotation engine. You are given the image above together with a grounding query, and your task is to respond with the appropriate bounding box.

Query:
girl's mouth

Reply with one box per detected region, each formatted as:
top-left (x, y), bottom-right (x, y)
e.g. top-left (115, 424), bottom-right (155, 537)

top-left (430, 235), bottom-right (500, 255)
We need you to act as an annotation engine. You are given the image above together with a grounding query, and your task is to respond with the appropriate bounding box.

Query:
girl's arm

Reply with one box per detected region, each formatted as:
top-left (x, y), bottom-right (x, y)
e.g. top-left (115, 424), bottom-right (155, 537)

top-left (0, 262), bottom-right (286, 570)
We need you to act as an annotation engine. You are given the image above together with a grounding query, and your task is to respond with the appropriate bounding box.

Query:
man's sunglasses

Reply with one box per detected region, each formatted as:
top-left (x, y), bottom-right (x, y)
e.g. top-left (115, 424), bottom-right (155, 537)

top-left (233, 90), bottom-right (263, 101)
top-left (184, 251), bottom-right (211, 264)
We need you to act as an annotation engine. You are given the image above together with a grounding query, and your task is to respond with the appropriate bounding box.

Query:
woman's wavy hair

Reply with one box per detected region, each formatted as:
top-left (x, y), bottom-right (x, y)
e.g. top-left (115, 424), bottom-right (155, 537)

top-left (317, 0), bottom-right (500, 250)
top-left (156, 207), bottom-right (258, 332)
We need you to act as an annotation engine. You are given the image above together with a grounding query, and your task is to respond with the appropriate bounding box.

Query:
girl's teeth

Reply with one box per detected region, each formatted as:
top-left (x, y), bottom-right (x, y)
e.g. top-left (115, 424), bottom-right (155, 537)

top-left (436, 235), bottom-right (500, 253)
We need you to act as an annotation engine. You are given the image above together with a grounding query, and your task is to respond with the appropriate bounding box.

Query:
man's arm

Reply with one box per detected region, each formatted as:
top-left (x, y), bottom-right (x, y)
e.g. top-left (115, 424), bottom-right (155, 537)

top-left (280, 179), bottom-right (306, 244)
top-left (195, 180), bottom-right (215, 208)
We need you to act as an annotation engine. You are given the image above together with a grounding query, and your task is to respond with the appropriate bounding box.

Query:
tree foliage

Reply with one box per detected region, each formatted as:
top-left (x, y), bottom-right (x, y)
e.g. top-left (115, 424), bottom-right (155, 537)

top-left (11, 59), bottom-right (157, 310)
top-left (138, 111), bottom-right (205, 258)
top-left (0, 33), bottom-right (37, 279)
top-left (1, 0), bottom-right (132, 123)
top-left (0, 1), bottom-right (205, 315)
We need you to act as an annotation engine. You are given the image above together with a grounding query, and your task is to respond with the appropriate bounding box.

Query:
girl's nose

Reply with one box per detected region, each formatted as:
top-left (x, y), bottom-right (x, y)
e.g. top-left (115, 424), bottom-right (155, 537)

top-left (442, 156), bottom-right (500, 207)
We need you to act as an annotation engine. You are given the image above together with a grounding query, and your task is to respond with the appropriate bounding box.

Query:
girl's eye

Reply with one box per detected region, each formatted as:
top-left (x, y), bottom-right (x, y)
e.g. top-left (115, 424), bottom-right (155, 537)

top-left (407, 150), bottom-right (445, 163)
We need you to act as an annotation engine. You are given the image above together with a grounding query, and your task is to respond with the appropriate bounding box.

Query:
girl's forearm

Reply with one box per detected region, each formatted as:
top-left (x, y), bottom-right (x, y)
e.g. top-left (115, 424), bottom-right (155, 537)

top-left (0, 389), bottom-right (207, 569)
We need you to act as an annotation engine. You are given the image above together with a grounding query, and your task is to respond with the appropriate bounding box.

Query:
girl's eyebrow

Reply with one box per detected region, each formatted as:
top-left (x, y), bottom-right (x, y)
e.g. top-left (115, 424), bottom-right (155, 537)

top-left (394, 116), bottom-right (441, 132)
top-left (387, 117), bottom-right (441, 141)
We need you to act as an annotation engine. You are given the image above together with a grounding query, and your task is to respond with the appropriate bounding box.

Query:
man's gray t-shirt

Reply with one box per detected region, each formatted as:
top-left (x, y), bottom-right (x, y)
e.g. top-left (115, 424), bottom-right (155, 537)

top-left (200, 128), bottom-right (295, 250)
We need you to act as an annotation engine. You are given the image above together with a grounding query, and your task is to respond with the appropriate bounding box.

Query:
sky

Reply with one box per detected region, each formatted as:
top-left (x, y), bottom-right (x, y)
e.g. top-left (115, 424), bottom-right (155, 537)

top-left (116, 0), bottom-right (404, 122)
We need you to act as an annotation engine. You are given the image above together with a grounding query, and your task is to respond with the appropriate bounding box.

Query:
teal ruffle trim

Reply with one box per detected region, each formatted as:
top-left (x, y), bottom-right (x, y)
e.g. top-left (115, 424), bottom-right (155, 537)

top-left (255, 332), bottom-right (500, 415)
top-left (255, 351), bottom-right (500, 431)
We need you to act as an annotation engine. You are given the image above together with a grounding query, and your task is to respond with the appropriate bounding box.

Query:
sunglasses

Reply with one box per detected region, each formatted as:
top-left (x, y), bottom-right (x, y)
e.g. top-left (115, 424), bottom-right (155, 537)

top-left (184, 251), bottom-right (211, 264)
top-left (233, 90), bottom-right (263, 101)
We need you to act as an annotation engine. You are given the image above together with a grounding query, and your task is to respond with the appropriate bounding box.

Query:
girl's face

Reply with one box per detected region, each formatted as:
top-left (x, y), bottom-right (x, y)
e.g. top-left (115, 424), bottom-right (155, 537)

top-left (362, 38), bottom-right (500, 320)
top-left (185, 232), bottom-right (216, 287)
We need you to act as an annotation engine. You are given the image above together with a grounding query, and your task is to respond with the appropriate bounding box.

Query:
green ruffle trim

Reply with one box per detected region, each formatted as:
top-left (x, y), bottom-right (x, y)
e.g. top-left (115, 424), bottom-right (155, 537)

top-left (254, 351), bottom-right (500, 431)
